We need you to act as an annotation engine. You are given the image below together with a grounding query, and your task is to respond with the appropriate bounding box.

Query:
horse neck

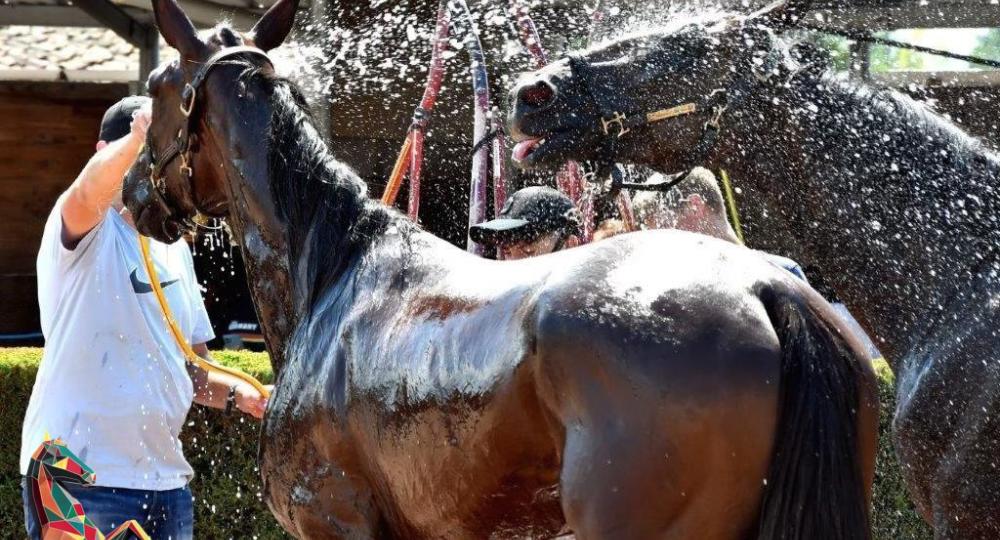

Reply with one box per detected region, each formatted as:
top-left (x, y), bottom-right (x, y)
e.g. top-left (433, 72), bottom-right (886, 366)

top-left (214, 79), bottom-right (397, 373)
top-left (713, 68), bottom-right (1000, 360)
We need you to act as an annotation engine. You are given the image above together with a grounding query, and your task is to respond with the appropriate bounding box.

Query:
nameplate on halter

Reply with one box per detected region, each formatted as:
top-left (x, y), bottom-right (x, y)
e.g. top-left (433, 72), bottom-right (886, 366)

top-left (647, 103), bottom-right (698, 123)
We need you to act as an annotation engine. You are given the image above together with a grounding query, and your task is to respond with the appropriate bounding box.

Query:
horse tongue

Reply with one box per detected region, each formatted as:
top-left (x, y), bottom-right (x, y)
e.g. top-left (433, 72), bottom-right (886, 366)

top-left (513, 138), bottom-right (542, 162)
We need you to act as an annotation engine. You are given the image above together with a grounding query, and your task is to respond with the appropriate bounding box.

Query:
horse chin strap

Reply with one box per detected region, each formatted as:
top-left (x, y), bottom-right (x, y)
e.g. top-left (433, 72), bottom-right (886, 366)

top-left (144, 46), bottom-right (273, 229)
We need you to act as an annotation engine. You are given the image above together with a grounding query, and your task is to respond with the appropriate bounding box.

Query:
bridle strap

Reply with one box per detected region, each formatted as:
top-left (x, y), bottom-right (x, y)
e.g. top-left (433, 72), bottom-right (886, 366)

top-left (180, 46), bottom-right (272, 114)
top-left (147, 46), bottom-right (272, 201)
top-left (569, 41), bottom-right (788, 208)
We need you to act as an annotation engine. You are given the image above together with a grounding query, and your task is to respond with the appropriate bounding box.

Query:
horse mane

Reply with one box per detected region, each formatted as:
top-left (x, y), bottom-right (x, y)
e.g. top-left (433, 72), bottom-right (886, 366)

top-left (829, 72), bottom-right (999, 156)
top-left (790, 52), bottom-right (1000, 229)
top-left (256, 72), bottom-right (415, 308)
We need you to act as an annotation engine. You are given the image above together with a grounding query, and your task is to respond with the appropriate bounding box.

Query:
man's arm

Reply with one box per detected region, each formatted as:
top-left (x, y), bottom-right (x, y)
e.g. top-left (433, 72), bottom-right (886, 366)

top-left (61, 109), bottom-right (150, 247)
top-left (188, 343), bottom-right (270, 419)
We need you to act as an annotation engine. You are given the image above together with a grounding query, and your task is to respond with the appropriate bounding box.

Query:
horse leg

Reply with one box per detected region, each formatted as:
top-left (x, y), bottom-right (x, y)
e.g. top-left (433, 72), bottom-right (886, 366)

top-left (535, 335), bottom-right (778, 538)
top-left (894, 306), bottom-right (1000, 538)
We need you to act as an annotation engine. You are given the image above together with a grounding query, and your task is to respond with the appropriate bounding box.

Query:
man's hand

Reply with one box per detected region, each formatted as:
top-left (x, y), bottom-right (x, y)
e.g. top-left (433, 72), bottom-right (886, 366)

top-left (130, 106), bottom-right (152, 142)
top-left (235, 384), bottom-right (273, 419)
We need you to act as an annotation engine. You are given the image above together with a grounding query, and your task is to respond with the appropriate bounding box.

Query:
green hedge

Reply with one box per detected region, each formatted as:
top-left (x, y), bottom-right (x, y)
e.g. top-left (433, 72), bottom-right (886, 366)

top-left (0, 348), bottom-right (289, 539)
top-left (1, 350), bottom-right (928, 538)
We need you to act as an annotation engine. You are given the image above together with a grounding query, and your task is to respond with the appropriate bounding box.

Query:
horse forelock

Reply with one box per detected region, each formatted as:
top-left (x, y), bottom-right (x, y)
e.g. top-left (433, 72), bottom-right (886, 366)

top-left (201, 23), bottom-right (244, 48)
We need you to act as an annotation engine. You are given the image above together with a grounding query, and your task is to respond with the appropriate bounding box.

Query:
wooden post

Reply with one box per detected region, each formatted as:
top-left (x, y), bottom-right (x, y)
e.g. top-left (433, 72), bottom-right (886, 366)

top-left (139, 30), bottom-right (159, 89)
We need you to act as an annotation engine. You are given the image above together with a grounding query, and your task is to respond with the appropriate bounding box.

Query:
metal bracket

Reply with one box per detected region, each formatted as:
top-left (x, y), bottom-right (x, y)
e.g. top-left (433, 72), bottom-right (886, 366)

top-left (601, 112), bottom-right (630, 138)
top-left (180, 83), bottom-right (197, 117)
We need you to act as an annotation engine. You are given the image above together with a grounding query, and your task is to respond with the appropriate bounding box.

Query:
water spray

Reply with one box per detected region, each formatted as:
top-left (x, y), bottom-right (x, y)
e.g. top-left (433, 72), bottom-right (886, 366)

top-left (509, 0), bottom-right (636, 239)
top-left (380, 0), bottom-right (505, 257)
top-left (380, 0), bottom-right (449, 220)
top-left (449, 0), bottom-right (493, 256)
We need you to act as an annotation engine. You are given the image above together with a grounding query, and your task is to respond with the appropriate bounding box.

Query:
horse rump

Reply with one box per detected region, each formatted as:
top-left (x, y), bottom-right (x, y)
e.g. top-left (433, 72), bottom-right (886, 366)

top-left (756, 285), bottom-right (874, 540)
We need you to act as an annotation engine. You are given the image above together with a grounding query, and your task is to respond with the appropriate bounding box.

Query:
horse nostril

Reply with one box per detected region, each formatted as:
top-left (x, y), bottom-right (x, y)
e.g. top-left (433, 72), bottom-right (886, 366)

top-left (518, 80), bottom-right (557, 109)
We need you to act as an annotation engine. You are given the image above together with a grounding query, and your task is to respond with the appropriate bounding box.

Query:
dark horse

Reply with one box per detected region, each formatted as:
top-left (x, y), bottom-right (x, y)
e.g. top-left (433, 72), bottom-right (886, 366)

top-left (508, 5), bottom-right (1000, 537)
top-left (124, 0), bottom-right (877, 537)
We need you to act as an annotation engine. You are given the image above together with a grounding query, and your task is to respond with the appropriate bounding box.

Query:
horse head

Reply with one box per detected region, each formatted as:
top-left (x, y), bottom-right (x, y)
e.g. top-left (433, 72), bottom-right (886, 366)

top-left (507, 0), bottom-right (806, 172)
top-left (31, 438), bottom-right (97, 486)
top-left (123, 0), bottom-right (300, 243)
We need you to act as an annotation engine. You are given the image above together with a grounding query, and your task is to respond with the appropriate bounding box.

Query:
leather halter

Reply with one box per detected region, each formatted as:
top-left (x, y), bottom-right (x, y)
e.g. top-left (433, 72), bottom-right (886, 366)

top-left (145, 46), bottom-right (273, 211)
top-left (567, 45), bottom-right (781, 193)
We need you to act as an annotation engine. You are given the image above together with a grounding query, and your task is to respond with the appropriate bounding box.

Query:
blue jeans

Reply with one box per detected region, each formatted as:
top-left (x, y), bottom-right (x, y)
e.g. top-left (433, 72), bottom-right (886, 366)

top-left (22, 477), bottom-right (193, 539)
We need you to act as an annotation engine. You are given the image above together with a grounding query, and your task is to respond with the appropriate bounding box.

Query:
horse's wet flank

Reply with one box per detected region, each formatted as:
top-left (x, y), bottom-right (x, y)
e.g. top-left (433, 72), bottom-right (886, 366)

top-left (123, 1), bottom-right (878, 537)
top-left (508, 10), bottom-right (1000, 537)
top-left (407, 295), bottom-right (482, 320)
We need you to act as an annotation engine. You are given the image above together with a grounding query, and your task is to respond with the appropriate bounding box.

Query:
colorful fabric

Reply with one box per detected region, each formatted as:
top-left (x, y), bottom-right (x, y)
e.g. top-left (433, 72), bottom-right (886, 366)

top-left (27, 438), bottom-right (151, 540)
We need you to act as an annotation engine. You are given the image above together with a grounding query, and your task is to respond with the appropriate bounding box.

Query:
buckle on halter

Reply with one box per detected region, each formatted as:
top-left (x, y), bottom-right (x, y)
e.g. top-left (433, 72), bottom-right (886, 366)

top-left (179, 152), bottom-right (193, 178)
top-left (149, 163), bottom-right (164, 190)
top-left (705, 105), bottom-right (727, 130)
top-left (180, 83), bottom-right (197, 117)
top-left (601, 112), bottom-right (630, 138)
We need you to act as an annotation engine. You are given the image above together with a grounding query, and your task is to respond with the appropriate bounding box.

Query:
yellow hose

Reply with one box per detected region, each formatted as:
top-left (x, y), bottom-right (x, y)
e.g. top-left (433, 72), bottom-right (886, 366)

top-left (719, 169), bottom-right (745, 246)
top-left (381, 132), bottom-right (413, 206)
top-left (138, 234), bottom-right (270, 398)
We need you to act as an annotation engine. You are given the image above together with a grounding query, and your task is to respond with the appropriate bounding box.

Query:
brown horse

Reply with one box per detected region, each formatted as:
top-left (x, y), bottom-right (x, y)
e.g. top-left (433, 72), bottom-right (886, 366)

top-left (124, 0), bottom-right (877, 537)
top-left (507, 5), bottom-right (1000, 538)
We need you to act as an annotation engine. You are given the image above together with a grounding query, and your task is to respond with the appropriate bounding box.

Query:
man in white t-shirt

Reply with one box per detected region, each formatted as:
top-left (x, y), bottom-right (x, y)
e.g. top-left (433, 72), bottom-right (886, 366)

top-left (20, 96), bottom-right (269, 540)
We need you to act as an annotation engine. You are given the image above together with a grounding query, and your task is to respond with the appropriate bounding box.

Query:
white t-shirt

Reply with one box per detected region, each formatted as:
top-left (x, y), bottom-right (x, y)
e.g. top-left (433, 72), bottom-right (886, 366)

top-left (20, 196), bottom-right (214, 490)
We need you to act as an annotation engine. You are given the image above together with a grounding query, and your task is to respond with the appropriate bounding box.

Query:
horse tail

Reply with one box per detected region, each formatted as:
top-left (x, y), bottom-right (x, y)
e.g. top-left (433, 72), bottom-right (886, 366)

top-left (756, 285), bottom-right (874, 540)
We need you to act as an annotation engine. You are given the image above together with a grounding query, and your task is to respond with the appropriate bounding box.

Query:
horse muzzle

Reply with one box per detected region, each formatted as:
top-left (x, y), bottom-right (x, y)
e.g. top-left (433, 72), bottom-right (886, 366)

top-left (123, 166), bottom-right (188, 244)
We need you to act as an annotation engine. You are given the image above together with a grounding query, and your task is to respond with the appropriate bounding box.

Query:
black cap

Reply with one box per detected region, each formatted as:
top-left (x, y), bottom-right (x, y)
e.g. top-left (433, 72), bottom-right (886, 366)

top-left (470, 186), bottom-right (580, 246)
top-left (98, 96), bottom-right (150, 142)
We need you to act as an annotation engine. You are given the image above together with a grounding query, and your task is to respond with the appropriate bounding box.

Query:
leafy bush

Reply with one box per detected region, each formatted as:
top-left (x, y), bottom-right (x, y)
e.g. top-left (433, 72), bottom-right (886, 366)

top-left (0, 348), bottom-right (288, 539)
top-left (871, 359), bottom-right (932, 539)
top-left (0, 350), bottom-right (929, 538)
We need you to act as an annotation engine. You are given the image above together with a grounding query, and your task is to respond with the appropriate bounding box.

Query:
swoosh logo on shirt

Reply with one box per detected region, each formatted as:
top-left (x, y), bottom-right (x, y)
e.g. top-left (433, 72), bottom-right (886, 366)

top-left (130, 268), bottom-right (179, 295)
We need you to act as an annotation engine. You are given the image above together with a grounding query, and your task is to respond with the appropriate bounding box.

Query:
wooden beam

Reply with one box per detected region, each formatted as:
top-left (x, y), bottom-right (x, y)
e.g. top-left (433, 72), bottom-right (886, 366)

top-left (0, 69), bottom-right (136, 83)
top-left (73, 0), bottom-right (153, 47)
top-left (0, 5), bottom-right (101, 27)
top-left (115, 0), bottom-right (260, 28)
top-left (139, 37), bottom-right (160, 86)
top-left (808, 5), bottom-right (1000, 30)
top-left (849, 40), bottom-right (872, 81)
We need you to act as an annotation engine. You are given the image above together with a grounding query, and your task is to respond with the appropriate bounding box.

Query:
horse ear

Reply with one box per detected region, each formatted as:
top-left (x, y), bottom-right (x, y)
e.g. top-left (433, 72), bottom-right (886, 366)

top-left (151, 0), bottom-right (204, 58)
top-left (250, 0), bottom-right (300, 52)
top-left (747, 0), bottom-right (811, 30)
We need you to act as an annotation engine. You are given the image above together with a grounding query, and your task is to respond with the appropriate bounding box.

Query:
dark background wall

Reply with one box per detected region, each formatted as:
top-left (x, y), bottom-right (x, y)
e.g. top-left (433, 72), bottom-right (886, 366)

top-left (0, 81), bottom-right (129, 336)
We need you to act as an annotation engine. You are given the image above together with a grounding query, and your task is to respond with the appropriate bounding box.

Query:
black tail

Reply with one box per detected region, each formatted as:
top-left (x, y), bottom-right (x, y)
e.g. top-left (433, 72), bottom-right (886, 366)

top-left (756, 286), bottom-right (873, 540)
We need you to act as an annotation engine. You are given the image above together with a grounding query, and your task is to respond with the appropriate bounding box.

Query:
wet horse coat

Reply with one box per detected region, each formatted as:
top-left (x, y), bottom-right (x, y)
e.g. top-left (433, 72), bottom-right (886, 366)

top-left (507, 7), bottom-right (1000, 537)
top-left (261, 228), bottom-right (861, 538)
top-left (123, 0), bottom-right (878, 537)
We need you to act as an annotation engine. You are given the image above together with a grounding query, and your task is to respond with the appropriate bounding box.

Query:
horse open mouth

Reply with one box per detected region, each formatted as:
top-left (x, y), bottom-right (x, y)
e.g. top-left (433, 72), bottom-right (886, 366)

top-left (511, 129), bottom-right (577, 168)
top-left (512, 137), bottom-right (544, 162)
